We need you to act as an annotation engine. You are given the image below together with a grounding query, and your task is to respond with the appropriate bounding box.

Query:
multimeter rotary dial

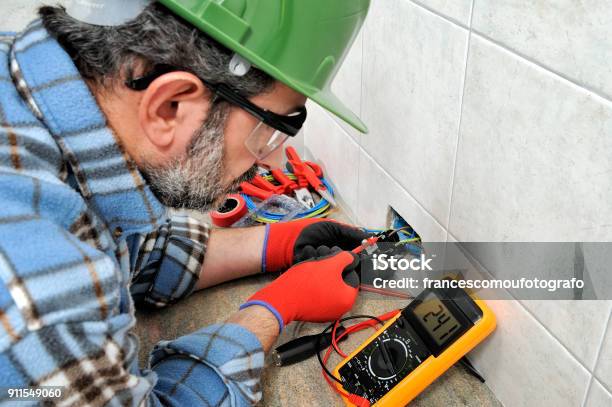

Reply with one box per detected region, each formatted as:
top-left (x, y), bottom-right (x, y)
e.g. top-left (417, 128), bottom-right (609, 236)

top-left (368, 337), bottom-right (408, 380)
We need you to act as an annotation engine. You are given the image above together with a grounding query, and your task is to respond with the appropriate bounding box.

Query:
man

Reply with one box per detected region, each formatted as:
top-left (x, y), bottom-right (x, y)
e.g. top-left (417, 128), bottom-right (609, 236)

top-left (0, 0), bottom-right (370, 405)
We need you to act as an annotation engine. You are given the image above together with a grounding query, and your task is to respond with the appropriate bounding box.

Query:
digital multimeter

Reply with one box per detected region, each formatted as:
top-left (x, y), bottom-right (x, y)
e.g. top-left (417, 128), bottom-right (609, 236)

top-left (333, 284), bottom-right (496, 406)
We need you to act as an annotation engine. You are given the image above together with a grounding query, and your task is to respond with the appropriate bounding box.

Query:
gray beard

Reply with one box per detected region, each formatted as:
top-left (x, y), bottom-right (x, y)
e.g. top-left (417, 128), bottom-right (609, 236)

top-left (140, 103), bottom-right (257, 212)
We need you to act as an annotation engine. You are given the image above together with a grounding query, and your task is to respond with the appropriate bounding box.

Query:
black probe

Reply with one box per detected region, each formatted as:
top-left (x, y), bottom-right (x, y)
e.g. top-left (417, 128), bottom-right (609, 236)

top-left (272, 326), bottom-right (348, 366)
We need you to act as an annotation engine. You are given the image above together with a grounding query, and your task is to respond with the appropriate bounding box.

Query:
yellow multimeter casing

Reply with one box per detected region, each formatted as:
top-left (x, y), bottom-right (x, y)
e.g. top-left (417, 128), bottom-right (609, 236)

top-left (332, 288), bottom-right (496, 406)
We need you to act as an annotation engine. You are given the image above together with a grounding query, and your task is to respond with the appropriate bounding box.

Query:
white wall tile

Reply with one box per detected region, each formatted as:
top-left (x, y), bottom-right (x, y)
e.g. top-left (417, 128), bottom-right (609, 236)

top-left (472, 0), bottom-right (612, 101)
top-left (357, 148), bottom-right (447, 241)
top-left (595, 314), bottom-right (612, 391)
top-left (585, 379), bottom-right (612, 407)
top-left (449, 35), bottom-right (612, 241)
top-left (520, 300), bottom-right (612, 370)
top-left (469, 296), bottom-right (591, 407)
top-left (303, 103), bottom-right (360, 221)
top-left (330, 30), bottom-right (364, 141)
top-left (411, 0), bottom-right (473, 26)
top-left (361, 0), bottom-right (468, 226)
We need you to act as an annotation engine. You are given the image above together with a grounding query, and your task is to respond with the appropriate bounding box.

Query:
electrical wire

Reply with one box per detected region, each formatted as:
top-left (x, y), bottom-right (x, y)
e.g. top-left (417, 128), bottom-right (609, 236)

top-left (385, 225), bottom-right (416, 240)
top-left (330, 309), bottom-right (400, 359)
top-left (359, 285), bottom-right (412, 299)
top-left (396, 237), bottom-right (420, 245)
top-left (316, 311), bottom-right (401, 403)
top-left (240, 170), bottom-right (334, 223)
top-left (316, 315), bottom-right (384, 385)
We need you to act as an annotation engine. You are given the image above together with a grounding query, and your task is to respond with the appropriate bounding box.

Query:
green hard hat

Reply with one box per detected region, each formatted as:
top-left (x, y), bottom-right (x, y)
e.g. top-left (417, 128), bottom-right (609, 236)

top-left (157, 0), bottom-right (370, 133)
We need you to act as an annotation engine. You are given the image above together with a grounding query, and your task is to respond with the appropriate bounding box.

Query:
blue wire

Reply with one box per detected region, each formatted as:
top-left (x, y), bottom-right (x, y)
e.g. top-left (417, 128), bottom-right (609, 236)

top-left (241, 173), bottom-right (334, 221)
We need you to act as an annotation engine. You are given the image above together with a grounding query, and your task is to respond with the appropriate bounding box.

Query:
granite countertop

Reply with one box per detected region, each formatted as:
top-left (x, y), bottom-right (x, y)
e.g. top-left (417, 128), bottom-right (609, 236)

top-left (135, 212), bottom-right (502, 407)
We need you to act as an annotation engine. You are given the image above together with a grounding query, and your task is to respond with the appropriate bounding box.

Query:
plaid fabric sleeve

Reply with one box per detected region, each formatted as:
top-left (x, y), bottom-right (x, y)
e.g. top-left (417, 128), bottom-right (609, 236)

top-left (150, 323), bottom-right (264, 406)
top-left (130, 213), bottom-right (210, 308)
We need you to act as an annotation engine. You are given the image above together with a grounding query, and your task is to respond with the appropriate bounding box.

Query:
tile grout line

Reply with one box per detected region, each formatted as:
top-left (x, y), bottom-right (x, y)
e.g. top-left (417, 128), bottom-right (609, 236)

top-left (355, 14), bottom-right (367, 224)
top-left (593, 309), bottom-right (612, 391)
top-left (408, 0), bottom-right (470, 30)
top-left (580, 308), bottom-right (611, 406)
top-left (355, 132), bottom-right (362, 225)
top-left (407, 0), bottom-right (612, 107)
top-left (470, 29), bottom-right (612, 107)
top-left (445, 0), bottom-right (475, 241)
top-left (359, 17), bottom-right (366, 144)
top-left (580, 373), bottom-right (594, 406)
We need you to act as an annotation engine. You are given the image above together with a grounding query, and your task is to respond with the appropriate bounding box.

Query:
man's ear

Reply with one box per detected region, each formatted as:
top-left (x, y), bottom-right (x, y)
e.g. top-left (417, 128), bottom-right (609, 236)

top-left (138, 71), bottom-right (207, 149)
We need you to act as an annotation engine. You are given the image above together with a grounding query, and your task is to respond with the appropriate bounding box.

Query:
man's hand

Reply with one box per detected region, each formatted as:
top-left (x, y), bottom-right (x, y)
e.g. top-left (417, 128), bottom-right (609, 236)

top-left (262, 218), bottom-right (369, 272)
top-left (240, 250), bottom-right (360, 332)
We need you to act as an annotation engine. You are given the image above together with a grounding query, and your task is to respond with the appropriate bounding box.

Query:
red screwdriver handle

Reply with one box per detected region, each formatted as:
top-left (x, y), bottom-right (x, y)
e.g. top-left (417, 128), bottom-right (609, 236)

top-left (304, 161), bottom-right (323, 178)
top-left (271, 169), bottom-right (297, 194)
top-left (240, 182), bottom-right (273, 200)
top-left (285, 146), bottom-right (314, 189)
top-left (251, 174), bottom-right (283, 194)
top-left (302, 169), bottom-right (325, 191)
top-left (285, 146), bottom-right (303, 164)
top-left (286, 161), bottom-right (309, 188)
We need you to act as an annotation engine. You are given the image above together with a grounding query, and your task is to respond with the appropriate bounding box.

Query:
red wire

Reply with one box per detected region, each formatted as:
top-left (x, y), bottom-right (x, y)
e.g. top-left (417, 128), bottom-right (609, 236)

top-left (321, 310), bottom-right (401, 399)
top-left (359, 285), bottom-right (412, 299)
top-left (333, 320), bottom-right (376, 357)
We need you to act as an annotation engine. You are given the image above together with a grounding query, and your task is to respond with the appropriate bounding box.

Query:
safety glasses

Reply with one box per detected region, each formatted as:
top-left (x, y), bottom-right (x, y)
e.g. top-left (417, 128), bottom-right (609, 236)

top-left (126, 65), bottom-right (307, 160)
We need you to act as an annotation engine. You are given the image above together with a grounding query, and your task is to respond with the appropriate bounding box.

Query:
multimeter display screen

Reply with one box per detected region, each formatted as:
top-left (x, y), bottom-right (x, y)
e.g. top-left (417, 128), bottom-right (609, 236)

top-left (412, 292), bottom-right (461, 346)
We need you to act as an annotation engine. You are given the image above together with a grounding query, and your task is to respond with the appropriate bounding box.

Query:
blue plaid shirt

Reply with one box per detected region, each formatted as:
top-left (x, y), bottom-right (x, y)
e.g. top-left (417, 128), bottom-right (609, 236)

top-left (0, 22), bottom-right (263, 406)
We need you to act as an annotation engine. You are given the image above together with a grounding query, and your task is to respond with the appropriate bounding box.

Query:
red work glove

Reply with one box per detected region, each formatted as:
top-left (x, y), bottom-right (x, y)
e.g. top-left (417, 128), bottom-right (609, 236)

top-left (241, 250), bottom-right (361, 332)
top-left (262, 218), bottom-right (369, 272)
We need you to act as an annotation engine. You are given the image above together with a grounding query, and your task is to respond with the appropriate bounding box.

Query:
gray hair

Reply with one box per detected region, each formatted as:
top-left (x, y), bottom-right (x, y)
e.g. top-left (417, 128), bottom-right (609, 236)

top-left (39, 3), bottom-right (274, 96)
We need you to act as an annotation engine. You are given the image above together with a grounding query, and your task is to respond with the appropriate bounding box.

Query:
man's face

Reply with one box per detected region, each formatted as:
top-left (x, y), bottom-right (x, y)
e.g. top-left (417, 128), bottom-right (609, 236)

top-left (140, 81), bottom-right (307, 211)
